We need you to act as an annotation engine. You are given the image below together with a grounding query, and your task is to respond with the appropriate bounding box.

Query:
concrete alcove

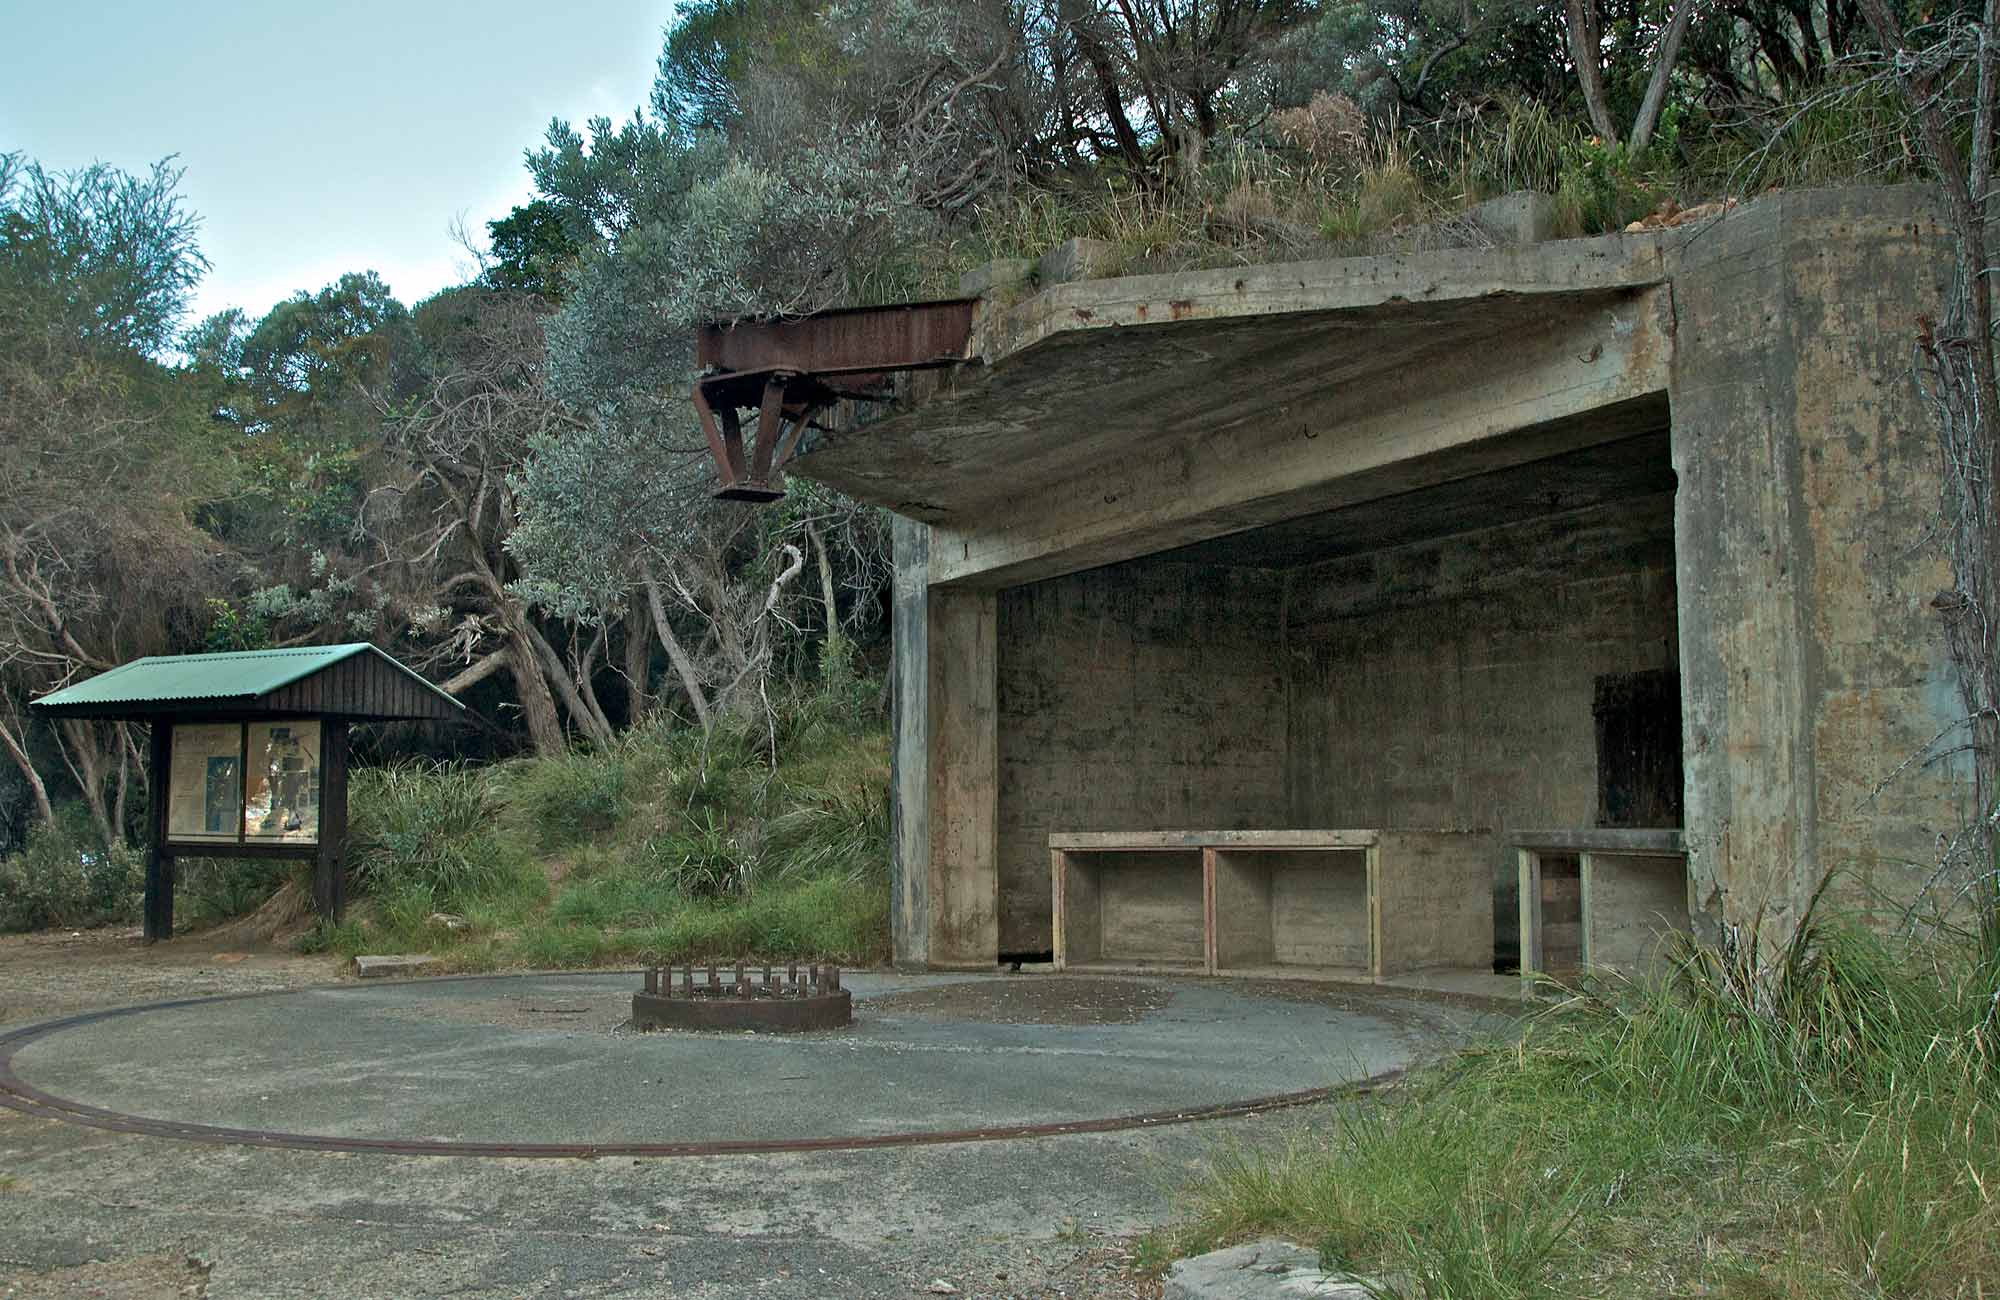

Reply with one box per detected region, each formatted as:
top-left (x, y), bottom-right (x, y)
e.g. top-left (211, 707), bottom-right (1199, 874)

top-left (1004, 428), bottom-right (1683, 973)
top-left (698, 186), bottom-right (1968, 978)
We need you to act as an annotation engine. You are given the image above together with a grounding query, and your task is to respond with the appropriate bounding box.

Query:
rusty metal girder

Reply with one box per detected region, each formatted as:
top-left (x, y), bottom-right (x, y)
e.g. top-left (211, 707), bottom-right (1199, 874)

top-left (697, 299), bottom-right (977, 378)
top-left (693, 299), bottom-right (978, 502)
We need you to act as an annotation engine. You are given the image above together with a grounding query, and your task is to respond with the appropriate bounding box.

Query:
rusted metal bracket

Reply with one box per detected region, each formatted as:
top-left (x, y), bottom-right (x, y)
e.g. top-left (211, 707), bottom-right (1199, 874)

top-left (694, 370), bottom-right (836, 503)
top-left (692, 298), bottom-right (978, 502)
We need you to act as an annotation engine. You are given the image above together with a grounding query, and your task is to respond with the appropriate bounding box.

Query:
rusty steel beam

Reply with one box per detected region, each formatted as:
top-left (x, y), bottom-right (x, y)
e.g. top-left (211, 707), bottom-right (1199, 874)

top-left (696, 299), bottom-right (977, 379)
top-left (692, 299), bottom-right (979, 503)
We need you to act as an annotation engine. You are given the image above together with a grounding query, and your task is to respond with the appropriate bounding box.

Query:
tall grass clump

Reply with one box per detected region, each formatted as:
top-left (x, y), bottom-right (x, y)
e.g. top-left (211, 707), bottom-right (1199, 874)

top-left (1155, 915), bottom-right (2000, 1298)
top-left (333, 760), bottom-right (545, 954)
top-left (502, 747), bottom-right (632, 849)
top-left (306, 685), bottom-right (892, 969)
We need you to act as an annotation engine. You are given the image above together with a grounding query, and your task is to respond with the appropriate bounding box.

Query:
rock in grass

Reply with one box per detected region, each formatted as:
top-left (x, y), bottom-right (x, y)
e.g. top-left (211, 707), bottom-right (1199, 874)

top-left (353, 954), bottom-right (440, 979)
top-left (1164, 1239), bottom-right (1375, 1299)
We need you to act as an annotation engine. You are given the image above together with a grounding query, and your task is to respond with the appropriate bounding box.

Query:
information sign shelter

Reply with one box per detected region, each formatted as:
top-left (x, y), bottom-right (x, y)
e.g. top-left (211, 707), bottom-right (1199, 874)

top-left (31, 645), bottom-right (464, 940)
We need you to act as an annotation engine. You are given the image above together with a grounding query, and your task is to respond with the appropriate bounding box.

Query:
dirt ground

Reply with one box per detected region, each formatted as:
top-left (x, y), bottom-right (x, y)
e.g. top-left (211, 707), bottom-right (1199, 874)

top-left (0, 928), bottom-right (340, 1031)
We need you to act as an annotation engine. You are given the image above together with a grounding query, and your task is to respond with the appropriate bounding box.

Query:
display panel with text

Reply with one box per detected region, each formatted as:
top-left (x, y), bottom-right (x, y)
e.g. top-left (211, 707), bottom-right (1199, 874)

top-left (165, 724), bottom-right (245, 843)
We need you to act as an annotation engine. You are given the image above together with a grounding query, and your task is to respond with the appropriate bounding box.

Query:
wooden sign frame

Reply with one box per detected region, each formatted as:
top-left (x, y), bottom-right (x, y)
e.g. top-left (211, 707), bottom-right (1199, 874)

top-left (143, 718), bottom-right (350, 941)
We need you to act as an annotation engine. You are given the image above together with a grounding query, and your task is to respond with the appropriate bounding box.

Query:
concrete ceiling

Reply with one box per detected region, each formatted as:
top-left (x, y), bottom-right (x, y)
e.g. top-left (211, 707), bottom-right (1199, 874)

top-left (790, 287), bottom-right (1655, 524)
top-left (1151, 424), bottom-right (1675, 569)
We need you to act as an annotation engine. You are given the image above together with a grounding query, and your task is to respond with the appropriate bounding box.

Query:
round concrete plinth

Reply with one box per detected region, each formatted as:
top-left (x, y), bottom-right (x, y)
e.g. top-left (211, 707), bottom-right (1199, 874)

top-left (631, 987), bottom-right (852, 1032)
top-left (0, 972), bottom-right (1482, 1157)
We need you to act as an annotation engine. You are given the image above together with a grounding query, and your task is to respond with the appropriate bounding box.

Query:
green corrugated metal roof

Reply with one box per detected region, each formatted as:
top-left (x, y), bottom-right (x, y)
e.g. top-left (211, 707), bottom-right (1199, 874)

top-left (31, 644), bottom-right (459, 713)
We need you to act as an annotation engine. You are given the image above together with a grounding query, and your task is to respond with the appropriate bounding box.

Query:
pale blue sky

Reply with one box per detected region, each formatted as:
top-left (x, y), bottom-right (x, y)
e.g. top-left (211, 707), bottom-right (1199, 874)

top-left (2, 1), bottom-right (676, 327)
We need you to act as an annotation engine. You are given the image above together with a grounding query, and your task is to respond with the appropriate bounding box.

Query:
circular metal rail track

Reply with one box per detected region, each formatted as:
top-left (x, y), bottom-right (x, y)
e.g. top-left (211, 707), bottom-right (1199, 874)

top-left (0, 976), bottom-right (1394, 1160)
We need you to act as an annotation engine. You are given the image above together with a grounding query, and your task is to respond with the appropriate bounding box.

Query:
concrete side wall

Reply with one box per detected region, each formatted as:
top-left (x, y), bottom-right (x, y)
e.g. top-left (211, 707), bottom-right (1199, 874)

top-left (1670, 187), bottom-right (1966, 940)
top-left (1284, 496), bottom-right (1680, 836)
top-left (994, 560), bottom-right (1291, 954)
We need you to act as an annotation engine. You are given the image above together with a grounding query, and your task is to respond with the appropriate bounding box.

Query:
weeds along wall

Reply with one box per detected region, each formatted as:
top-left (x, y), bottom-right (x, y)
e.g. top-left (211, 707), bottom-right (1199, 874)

top-left (992, 493), bottom-right (1680, 956)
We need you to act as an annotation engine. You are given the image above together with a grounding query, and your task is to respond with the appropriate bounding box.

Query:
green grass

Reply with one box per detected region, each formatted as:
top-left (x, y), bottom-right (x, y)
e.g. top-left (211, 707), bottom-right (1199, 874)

top-left (292, 692), bottom-right (892, 970)
top-left (1149, 919), bottom-right (2000, 1298)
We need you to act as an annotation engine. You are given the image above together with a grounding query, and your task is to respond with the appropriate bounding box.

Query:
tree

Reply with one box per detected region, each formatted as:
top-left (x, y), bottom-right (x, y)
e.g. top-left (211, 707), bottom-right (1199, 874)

top-left (1564, 0), bottom-right (1701, 155)
top-left (0, 153), bottom-right (206, 355)
top-left (358, 285), bottom-right (610, 755)
top-left (0, 153), bottom-right (233, 843)
top-left (483, 200), bottom-right (580, 298)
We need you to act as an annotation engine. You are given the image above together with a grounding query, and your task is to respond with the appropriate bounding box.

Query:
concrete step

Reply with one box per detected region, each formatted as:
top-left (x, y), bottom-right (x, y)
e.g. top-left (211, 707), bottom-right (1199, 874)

top-left (1164, 1239), bottom-right (1376, 1299)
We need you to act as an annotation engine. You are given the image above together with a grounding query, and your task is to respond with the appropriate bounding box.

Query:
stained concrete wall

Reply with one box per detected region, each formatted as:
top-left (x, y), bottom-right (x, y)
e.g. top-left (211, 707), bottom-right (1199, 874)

top-left (1670, 187), bottom-right (1967, 940)
top-left (1284, 496), bottom-right (1680, 834)
top-left (995, 560), bottom-right (1290, 954)
top-left (881, 186), bottom-right (1970, 970)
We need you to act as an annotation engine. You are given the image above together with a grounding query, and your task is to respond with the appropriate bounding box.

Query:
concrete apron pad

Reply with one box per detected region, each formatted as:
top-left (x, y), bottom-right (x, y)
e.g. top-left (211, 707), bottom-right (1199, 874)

top-left (1165, 1239), bottom-right (1376, 1299)
top-left (0, 972), bottom-right (1498, 1156)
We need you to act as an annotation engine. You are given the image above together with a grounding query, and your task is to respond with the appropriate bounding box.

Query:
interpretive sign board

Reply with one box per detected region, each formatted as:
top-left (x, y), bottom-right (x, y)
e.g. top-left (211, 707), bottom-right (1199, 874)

top-left (31, 644), bottom-right (464, 941)
top-left (165, 720), bottom-right (322, 846)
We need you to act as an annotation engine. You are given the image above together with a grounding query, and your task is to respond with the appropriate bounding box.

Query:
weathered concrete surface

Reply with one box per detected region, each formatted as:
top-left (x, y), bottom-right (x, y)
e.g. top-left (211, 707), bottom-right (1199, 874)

top-left (927, 590), bottom-right (999, 968)
top-left (0, 969), bottom-right (1512, 1300)
top-left (1669, 186), bottom-right (1964, 942)
top-left (10, 974), bottom-right (1477, 1145)
top-left (923, 288), bottom-right (1672, 588)
top-left (793, 237), bottom-right (1673, 547)
top-left (997, 561), bottom-right (1290, 954)
top-left (860, 185), bottom-right (1967, 970)
top-left (1164, 1240), bottom-right (1372, 1300)
top-left (957, 257), bottom-right (1034, 298)
top-left (891, 517), bottom-right (933, 968)
top-left (1469, 191), bottom-right (1559, 246)
top-left (352, 954), bottom-right (440, 979)
top-left (1037, 237), bottom-right (1121, 286)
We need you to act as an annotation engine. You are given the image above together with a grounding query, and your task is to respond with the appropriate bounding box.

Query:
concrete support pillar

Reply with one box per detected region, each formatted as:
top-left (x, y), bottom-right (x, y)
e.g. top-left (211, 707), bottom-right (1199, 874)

top-left (926, 586), bottom-right (999, 968)
top-left (1670, 188), bottom-right (1965, 946)
top-left (889, 519), bottom-right (932, 967)
top-left (889, 517), bottom-right (1001, 969)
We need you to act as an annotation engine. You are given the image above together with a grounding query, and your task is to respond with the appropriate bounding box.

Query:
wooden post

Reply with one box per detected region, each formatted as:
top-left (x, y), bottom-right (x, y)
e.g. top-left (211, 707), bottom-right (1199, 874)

top-left (313, 720), bottom-right (350, 922)
top-left (1518, 847), bottom-right (1543, 988)
top-left (144, 720), bottom-right (174, 942)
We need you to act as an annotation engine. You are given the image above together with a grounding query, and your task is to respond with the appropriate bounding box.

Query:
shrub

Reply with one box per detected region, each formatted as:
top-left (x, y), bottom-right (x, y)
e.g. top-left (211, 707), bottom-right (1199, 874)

top-left (510, 749), bottom-right (631, 850)
top-left (643, 809), bottom-right (752, 899)
top-left (176, 856), bottom-right (287, 926)
top-left (0, 809), bottom-right (143, 932)
top-left (1551, 139), bottom-right (1659, 236)
top-left (347, 761), bottom-right (522, 899)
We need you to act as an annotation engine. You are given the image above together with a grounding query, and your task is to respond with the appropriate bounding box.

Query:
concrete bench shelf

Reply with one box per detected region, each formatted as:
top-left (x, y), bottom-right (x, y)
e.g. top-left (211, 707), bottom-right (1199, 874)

top-left (1050, 830), bottom-right (1494, 980)
top-left (1514, 829), bottom-right (1690, 983)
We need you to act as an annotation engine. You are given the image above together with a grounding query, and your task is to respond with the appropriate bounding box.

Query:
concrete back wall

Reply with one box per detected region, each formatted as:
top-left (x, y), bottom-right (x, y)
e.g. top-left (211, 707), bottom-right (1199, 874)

top-left (995, 560), bottom-right (1290, 953)
top-left (993, 497), bottom-right (1677, 956)
top-left (1284, 494), bottom-right (1680, 833)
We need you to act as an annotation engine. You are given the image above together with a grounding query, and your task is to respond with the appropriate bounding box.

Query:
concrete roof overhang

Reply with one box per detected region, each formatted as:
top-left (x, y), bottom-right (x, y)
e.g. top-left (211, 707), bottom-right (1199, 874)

top-left (788, 233), bottom-right (1676, 589)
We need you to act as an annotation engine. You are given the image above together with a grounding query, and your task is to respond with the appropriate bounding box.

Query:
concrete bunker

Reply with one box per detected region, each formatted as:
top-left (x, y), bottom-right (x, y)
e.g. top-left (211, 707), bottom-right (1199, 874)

top-left (696, 186), bottom-right (1967, 982)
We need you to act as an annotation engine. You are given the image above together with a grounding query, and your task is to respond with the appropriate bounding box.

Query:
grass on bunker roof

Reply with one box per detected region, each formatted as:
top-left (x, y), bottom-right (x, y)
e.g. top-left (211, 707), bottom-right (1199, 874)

top-left (183, 690), bottom-right (894, 972)
top-left (1143, 916), bottom-right (2000, 1299)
